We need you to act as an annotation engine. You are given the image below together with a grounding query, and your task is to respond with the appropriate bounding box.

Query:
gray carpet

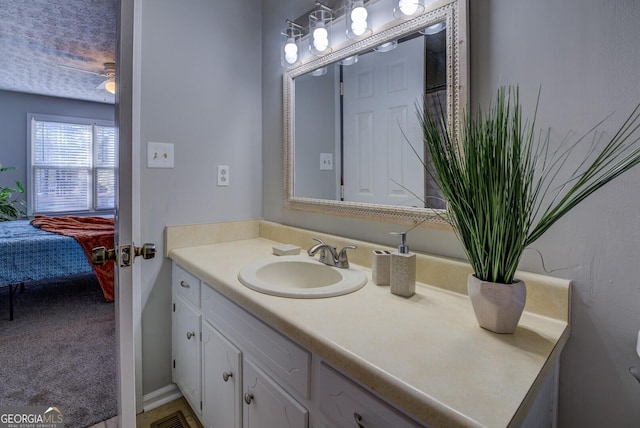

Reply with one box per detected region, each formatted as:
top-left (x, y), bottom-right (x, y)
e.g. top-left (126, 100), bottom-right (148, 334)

top-left (0, 274), bottom-right (117, 428)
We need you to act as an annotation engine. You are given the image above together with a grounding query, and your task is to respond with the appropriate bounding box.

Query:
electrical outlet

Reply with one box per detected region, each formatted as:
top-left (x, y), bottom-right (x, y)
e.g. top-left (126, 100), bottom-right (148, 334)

top-left (147, 142), bottom-right (174, 168)
top-left (320, 153), bottom-right (333, 170)
top-left (217, 165), bottom-right (230, 186)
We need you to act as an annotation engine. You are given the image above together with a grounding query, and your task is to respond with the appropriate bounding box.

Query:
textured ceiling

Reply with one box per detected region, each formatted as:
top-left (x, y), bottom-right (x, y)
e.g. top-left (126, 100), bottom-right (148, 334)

top-left (0, 0), bottom-right (117, 104)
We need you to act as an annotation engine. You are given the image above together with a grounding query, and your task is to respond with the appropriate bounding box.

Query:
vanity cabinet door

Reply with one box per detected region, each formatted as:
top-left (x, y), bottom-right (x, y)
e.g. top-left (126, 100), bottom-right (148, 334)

top-left (172, 295), bottom-right (201, 416)
top-left (243, 358), bottom-right (308, 428)
top-left (202, 320), bottom-right (242, 428)
top-left (318, 363), bottom-right (424, 428)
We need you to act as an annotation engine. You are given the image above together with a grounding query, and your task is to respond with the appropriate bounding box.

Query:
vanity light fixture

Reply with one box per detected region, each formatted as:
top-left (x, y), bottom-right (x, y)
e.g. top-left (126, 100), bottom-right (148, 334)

top-left (393, 0), bottom-right (425, 18)
top-left (420, 20), bottom-right (446, 35)
top-left (310, 67), bottom-right (328, 76)
top-left (374, 40), bottom-right (398, 52)
top-left (346, 0), bottom-right (372, 39)
top-left (309, 4), bottom-right (333, 56)
top-left (340, 55), bottom-right (359, 66)
top-left (281, 20), bottom-right (303, 67)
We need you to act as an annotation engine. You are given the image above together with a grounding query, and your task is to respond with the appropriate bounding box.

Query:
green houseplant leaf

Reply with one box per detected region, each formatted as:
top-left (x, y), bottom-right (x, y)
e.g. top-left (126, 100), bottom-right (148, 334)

top-left (417, 87), bottom-right (640, 284)
top-left (0, 165), bottom-right (27, 221)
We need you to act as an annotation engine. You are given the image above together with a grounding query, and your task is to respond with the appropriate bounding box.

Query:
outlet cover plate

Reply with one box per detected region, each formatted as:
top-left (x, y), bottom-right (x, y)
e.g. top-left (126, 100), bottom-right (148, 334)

top-left (217, 165), bottom-right (230, 186)
top-left (320, 153), bottom-right (333, 171)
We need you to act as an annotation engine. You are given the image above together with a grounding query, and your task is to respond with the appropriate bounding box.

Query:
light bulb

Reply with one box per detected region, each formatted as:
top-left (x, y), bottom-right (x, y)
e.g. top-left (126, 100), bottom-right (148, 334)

top-left (351, 5), bottom-right (368, 22)
top-left (313, 26), bottom-right (328, 42)
top-left (284, 38), bottom-right (298, 64)
top-left (349, 1), bottom-right (368, 37)
top-left (313, 26), bottom-right (329, 52)
top-left (105, 80), bottom-right (116, 94)
top-left (351, 20), bottom-right (367, 36)
top-left (399, 0), bottom-right (419, 15)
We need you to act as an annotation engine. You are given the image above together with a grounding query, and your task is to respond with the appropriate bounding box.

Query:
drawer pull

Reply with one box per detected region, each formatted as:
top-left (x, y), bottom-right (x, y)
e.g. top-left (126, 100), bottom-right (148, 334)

top-left (180, 280), bottom-right (190, 288)
top-left (222, 371), bottom-right (233, 382)
top-left (186, 331), bottom-right (195, 340)
top-left (354, 413), bottom-right (365, 428)
top-left (244, 393), bottom-right (254, 405)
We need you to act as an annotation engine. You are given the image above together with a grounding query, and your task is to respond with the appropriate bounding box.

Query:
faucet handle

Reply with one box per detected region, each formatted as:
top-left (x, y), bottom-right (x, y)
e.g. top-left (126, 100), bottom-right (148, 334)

top-left (308, 237), bottom-right (334, 265)
top-left (337, 245), bottom-right (357, 268)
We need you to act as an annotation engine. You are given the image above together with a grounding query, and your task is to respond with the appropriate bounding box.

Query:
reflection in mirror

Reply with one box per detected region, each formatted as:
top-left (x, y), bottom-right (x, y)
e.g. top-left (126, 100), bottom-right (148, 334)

top-left (283, 0), bottom-right (468, 225)
top-left (294, 27), bottom-right (447, 210)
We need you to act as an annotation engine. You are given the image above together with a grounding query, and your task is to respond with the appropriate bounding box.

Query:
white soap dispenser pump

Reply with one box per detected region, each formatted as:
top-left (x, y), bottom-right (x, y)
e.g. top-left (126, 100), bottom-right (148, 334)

top-left (390, 231), bottom-right (416, 297)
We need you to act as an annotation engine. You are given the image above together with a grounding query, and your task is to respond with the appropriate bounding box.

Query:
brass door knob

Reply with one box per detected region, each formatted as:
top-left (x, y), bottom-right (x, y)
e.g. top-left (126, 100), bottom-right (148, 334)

top-left (92, 246), bottom-right (116, 265)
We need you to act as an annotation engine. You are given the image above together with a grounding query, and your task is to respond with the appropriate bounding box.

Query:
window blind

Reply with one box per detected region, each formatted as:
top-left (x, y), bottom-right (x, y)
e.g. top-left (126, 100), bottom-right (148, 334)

top-left (30, 115), bottom-right (116, 214)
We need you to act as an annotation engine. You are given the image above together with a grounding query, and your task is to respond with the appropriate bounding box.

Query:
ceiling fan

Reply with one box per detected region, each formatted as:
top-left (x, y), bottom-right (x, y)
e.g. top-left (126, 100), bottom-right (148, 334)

top-left (59, 62), bottom-right (116, 94)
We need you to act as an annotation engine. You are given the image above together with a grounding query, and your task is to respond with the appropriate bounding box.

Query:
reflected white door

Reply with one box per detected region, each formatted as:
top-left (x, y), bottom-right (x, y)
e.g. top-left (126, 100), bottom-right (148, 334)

top-left (343, 37), bottom-right (425, 207)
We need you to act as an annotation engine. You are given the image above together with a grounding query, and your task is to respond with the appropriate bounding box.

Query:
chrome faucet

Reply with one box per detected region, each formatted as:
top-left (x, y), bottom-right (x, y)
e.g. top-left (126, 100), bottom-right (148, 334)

top-left (307, 238), bottom-right (357, 268)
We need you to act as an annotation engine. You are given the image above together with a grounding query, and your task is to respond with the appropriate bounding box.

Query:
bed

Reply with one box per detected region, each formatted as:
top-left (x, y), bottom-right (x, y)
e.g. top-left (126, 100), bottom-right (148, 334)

top-left (0, 217), bottom-right (114, 320)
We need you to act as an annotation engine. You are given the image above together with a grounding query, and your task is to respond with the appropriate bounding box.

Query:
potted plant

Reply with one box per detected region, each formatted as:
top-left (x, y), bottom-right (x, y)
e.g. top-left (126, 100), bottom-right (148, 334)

top-left (0, 165), bottom-right (27, 221)
top-left (416, 87), bottom-right (640, 333)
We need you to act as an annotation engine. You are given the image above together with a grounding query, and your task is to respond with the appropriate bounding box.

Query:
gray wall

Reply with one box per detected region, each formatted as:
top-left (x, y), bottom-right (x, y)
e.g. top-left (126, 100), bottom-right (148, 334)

top-left (0, 90), bottom-right (114, 207)
top-left (262, 0), bottom-right (640, 425)
top-left (138, 0), bottom-right (263, 394)
top-left (294, 66), bottom-right (338, 200)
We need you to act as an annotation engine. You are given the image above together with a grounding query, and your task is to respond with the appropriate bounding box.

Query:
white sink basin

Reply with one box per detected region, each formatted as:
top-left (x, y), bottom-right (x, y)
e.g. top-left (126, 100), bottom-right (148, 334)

top-left (238, 255), bottom-right (367, 298)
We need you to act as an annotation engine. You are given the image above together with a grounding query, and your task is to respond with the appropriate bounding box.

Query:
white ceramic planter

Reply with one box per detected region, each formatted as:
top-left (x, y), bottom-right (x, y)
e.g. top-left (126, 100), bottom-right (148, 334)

top-left (467, 274), bottom-right (526, 334)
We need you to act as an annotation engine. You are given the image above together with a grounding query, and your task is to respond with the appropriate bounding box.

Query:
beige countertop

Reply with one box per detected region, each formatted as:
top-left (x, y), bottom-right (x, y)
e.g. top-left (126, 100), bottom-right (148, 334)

top-left (168, 227), bottom-right (570, 428)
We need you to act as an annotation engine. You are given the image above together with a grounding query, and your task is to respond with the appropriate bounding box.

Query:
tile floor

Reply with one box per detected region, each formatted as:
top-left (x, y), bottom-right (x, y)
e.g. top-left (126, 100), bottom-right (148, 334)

top-left (88, 397), bottom-right (202, 428)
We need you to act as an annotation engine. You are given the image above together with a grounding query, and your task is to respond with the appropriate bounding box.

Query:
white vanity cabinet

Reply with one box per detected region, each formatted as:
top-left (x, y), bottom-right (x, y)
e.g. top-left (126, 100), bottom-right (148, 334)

top-left (317, 362), bottom-right (424, 428)
top-left (172, 262), bottom-right (310, 428)
top-left (243, 358), bottom-right (308, 428)
top-left (172, 266), bottom-right (202, 417)
top-left (202, 320), bottom-right (242, 428)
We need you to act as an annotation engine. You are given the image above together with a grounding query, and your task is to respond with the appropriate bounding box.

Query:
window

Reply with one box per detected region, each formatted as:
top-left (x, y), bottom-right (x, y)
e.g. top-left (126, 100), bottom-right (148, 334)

top-left (28, 114), bottom-right (116, 215)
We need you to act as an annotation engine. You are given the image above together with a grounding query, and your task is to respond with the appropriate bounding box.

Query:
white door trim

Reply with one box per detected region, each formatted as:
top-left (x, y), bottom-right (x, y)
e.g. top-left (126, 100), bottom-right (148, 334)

top-left (115, 0), bottom-right (143, 425)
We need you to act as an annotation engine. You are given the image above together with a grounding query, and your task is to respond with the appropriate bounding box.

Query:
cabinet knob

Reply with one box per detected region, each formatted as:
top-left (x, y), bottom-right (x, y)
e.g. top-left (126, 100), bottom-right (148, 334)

top-left (186, 331), bottom-right (195, 340)
top-left (354, 413), bottom-right (366, 428)
top-left (180, 280), bottom-right (190, 288)
top-left (244, 393), bottom-right (254, 405)
top-left (222, 371), bottom-right (233, 382)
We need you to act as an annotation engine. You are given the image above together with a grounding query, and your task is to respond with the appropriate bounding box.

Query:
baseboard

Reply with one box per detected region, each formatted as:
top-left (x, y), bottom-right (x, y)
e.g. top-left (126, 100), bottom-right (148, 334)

top-left (141, 383), bottom-right (183, 413)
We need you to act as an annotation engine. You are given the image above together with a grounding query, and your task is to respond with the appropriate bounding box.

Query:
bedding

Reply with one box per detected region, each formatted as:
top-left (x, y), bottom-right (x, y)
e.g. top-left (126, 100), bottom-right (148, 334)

top-left (30, 215), bottom-right (115, 301)
top-left (0, 219), bottom-right (93, 284)
top-left (0, 217), bottom-right (115, 320)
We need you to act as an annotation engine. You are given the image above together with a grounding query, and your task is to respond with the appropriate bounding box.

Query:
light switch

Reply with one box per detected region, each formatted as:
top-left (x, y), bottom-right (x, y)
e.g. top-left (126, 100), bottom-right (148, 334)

top-left (147, 142), bottom-right (174, 168)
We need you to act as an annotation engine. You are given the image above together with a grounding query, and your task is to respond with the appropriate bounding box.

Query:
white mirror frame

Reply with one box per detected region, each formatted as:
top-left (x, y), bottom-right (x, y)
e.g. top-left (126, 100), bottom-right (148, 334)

top-left (283, 0), bottom-right (468, 226)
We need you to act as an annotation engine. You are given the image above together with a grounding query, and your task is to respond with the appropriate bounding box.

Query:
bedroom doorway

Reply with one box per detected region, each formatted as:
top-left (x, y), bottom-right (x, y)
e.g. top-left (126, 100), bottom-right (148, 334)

top-left (0, 0), bottom-right (141, 426)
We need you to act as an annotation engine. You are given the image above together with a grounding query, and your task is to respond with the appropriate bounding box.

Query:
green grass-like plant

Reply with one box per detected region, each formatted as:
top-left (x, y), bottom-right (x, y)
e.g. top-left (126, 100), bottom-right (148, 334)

top-left (0, 165), bottom-right (27, 221)
top-left (416, 87), bottom-right (640, 284)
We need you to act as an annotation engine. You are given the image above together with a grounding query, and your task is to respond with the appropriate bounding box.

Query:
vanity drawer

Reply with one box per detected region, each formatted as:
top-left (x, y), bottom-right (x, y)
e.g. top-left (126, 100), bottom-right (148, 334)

top-left (201, 283), bottom-right (311, 399)
top-left (173, 263), bottom-right (201, 308)
top-left (318, 362), bottom-right (424, 428)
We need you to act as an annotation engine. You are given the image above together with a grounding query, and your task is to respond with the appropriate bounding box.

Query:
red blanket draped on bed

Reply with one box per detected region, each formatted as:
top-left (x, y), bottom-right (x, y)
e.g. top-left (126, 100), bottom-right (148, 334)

top-left (30, 215), bottom-right (115, 302)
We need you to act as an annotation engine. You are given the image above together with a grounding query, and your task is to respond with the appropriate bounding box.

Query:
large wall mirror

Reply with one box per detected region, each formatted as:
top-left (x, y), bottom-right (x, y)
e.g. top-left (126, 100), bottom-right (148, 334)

top-left (283, 0), bottom-right (468, 225)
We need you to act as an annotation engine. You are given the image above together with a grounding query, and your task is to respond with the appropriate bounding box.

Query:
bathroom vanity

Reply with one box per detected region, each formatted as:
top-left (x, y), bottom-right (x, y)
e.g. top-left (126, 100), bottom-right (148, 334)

top-left (167, 220), bottom-right (570, 428)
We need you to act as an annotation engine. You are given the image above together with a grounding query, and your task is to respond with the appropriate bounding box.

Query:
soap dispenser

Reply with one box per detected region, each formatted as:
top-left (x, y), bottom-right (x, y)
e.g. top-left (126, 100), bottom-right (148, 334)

top-left (390, 232), bottom-right (416, 297)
